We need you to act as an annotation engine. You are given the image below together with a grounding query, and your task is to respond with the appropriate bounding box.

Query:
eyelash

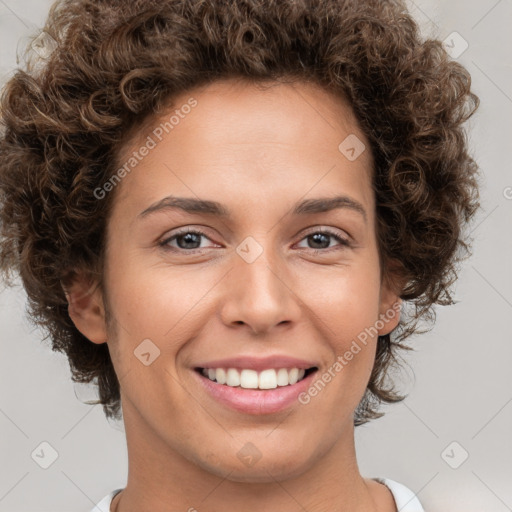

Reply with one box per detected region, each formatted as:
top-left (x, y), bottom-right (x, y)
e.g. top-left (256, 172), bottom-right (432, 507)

top-left (158, 228), bottom-right (351, 254)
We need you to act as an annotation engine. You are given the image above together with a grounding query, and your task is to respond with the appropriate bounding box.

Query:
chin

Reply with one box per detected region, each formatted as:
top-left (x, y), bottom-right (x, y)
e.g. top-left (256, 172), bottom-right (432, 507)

top-left (196, 448), bottom-right (316, 483)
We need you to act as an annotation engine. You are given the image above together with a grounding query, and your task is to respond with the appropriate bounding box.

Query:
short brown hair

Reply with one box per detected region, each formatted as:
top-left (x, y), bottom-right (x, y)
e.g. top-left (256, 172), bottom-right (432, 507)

top-left (0, 0), bottom-right (479, 425)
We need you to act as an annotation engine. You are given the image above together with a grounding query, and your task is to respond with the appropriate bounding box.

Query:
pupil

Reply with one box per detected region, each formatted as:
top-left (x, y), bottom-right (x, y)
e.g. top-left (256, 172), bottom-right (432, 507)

top-left (178, 232), bottom-right (200, 249)
top-left (309, 233), bottom-right (329, 249)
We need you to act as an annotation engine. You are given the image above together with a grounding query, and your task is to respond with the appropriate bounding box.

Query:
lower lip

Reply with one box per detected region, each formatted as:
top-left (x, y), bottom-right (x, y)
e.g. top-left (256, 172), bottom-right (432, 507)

top-left (192, 369), bottom-right (318, 415)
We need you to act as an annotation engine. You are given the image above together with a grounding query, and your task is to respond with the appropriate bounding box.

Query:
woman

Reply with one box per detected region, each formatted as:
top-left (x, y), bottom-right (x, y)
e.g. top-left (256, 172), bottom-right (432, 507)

top-left (0, 0), bottom-right (479, 510)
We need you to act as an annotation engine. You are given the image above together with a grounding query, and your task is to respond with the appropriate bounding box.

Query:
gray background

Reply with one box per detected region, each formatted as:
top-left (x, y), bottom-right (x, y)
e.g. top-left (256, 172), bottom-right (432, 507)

top-left (1, 0), bottom-right (511, 510)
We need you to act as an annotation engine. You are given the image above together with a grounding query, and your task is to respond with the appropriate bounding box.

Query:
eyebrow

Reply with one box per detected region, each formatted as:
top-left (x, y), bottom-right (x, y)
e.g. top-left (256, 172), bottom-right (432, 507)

top-left (138, 194), bottom-right (367, 223)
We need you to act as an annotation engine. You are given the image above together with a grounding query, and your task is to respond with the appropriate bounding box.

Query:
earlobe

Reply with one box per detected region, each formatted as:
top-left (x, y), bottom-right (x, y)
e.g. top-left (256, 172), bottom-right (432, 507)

top-left (62, 273), bottom-right (108, 345)
top-left (377, 295), bottom-right (402, 336)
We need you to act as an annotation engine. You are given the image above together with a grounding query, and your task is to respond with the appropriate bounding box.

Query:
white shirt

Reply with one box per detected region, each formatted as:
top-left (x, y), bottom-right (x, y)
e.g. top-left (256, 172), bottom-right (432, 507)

top-left (90, 477), bottom-right (425, 511)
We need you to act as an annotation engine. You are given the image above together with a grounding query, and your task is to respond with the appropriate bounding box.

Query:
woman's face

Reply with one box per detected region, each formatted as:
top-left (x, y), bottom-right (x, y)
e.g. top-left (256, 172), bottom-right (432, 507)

top-left (72, 78), bottom-right (400, 482)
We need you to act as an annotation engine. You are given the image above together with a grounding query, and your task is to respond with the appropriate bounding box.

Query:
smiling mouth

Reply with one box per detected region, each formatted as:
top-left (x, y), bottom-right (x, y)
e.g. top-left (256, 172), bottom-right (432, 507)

top-left (194, 366), bottom-right (318, 390)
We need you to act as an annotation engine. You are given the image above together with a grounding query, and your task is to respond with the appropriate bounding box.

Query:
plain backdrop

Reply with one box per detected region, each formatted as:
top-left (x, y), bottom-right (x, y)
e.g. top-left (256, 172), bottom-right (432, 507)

top-left (0, 0), bottom-right (511, 511)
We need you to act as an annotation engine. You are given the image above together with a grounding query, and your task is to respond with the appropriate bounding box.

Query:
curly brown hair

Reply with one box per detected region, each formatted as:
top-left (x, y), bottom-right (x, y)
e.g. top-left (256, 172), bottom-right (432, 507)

top-left (0, 0), bottom-right (479, 425)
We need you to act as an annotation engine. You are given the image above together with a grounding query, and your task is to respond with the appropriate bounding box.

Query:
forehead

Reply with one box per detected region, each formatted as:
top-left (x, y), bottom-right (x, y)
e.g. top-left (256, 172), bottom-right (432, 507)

top-left (111, 78), bottom-right (374, 217)
top-left (118, 77), bottom-right (371, 160)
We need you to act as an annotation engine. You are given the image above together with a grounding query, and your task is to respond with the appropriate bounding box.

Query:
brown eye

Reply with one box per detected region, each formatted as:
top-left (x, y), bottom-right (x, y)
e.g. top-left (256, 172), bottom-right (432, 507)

top-left (159, 229), bottom-right (215, 252)
top-left (296, 229), bottom-right (350, 251)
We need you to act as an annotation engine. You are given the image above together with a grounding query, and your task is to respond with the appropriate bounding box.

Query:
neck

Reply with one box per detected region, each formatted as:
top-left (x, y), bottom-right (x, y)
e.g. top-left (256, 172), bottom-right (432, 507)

top-left (113, 400), bottom-right (386, 512)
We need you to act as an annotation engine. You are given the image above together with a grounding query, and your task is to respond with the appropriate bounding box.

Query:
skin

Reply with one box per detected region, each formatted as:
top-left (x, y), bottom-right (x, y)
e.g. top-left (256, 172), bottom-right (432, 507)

top-left (66, 78), bottom-right (401, 512)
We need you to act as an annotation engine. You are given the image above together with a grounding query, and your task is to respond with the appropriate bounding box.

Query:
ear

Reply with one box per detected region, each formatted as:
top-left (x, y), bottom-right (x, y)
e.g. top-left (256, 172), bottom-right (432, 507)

top-left (62, 272), bottom-right (108, 345)
top-left (377, 261), bottom-right (405, 336)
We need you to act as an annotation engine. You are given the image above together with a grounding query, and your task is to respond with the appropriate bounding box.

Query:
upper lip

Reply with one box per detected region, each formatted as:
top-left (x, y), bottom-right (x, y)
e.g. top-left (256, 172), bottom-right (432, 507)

top-left (194, 355), bottom-right (319, 372)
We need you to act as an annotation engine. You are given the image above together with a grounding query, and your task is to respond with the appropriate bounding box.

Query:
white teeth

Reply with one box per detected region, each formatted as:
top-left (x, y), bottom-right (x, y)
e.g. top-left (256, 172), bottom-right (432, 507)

top-left (258, 369), bottom-right (277, 389)
top-left (276, 368), bottom-right (289, 386)
top-left (240, 369), bottom-right (259, 389)
top-left (215, 368), bottom-right (227, 384)
top-left (288, 368), bottom-right (299, 385)
top-left (226, 368), bottom-right (240, 387)
top-left (200, 367), bottom-right (311, 389)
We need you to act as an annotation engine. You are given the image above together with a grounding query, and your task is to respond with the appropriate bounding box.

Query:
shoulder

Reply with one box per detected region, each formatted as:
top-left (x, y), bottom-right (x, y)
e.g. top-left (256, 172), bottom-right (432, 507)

top-left (373, 477), bottom-right (426, 512)
top-left (89, 489), bottom-right (123, 512)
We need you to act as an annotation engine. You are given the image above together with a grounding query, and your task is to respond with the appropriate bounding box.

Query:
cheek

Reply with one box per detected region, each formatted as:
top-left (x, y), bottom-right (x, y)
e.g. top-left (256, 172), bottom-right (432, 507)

top-left (104, 251), bottom-right (221, 372)
top-left (308, 259), bottom-right (382, 390)
top-left (108, 250), bottom-right (196, 329)
top-left (314, 261), bottom-right (382, 337)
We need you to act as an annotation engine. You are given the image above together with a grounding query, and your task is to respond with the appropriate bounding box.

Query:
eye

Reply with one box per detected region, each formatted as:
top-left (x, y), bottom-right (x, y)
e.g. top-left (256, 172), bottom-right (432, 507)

top-left (295, 229), bottom-right (351, 251)
top-left (158, 227), bottom-right (351, 254)
top-left (159, 229), bottom-right (217, 252)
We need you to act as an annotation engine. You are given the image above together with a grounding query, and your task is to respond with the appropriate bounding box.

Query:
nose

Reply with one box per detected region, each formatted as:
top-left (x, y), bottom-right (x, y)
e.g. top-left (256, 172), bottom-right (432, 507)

top-left (218, 242), bottom-right (302, 336)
